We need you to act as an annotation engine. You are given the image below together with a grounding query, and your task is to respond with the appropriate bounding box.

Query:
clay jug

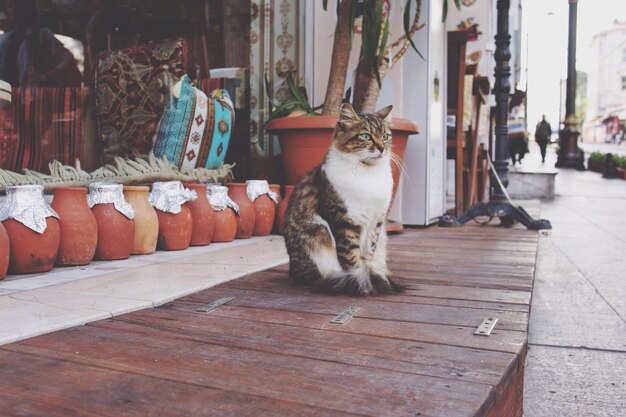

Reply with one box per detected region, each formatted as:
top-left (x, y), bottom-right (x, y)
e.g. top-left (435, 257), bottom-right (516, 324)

top-left (149, 181), bottom-right (196, 251)
top-left (88, 182), bottom-right (135, 261)
top-left (0, 185), bottom-right (60, 274)
top-left (51, 186), bottom-right (98, 266)
top-left (0, 223), bottom-right (8, 279)
top-left (276, 185), bottom-right (295, 236)
top-left (226, 182), bottom-right (255, 239)
top-left (207, 185), bottom-right (237, 243)
top-left (246, 180), bottom-right (277, 237)
top-left (269, 184), bottom-right (282, 234)
top-left (186, 183), bottom-right (215, 246)
top-left (123, 186), bottom-right (159, 255)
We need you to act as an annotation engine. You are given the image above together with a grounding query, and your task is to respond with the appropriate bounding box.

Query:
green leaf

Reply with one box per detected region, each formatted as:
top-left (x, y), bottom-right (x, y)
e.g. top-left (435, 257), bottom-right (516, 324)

top-left (404, 0), bottom-right (411, 40)
top-left (442, 0), bottom-right (461, 22)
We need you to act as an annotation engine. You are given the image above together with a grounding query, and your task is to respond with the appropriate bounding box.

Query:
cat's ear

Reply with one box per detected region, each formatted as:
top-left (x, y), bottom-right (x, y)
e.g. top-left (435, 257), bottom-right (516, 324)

top-left (338, 102), bottom-right (359, 130)
top-left (376, 105), bottom-right (393, 121)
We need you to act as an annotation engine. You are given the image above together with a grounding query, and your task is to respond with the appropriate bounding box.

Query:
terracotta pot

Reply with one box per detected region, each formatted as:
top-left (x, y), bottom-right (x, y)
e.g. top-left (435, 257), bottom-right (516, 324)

top-left (51, 187), bottom-right (98, 266)
top-left (207, 185), bottom-right (238, 243)
top-left (226, 183), bottom-right (256, 239)
top-left (3, 218), bottom-right (60, 274)
top-left (276, 185), bottom-right (295, 236)
top-left (186, 183), bottom-right (215, 246)
top-left (155, 206), bottom-right (193, 250)
top-left (247, 180), bottom-right (276, 237)
top-left (269, 184), bottom-right (282, 233)
top-left (0, 222), bottom-right (10, 279)
top-left (1, 185), bottom-right (60, 274)
top-left (123, 186), bottom-right (159, 255)
top-left (92, 204), bottom-right (135, 260)
top-left (266, 116), bottom-right (418, 202)
top-left (149, 181), bottom-right (196, 251)
top-left (212, 208), bottom-right (238, 242)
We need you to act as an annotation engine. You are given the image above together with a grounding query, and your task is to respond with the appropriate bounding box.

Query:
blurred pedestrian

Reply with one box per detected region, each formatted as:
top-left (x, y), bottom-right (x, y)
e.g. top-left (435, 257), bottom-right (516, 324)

top-left (534, 115), bottom-right (552, 163)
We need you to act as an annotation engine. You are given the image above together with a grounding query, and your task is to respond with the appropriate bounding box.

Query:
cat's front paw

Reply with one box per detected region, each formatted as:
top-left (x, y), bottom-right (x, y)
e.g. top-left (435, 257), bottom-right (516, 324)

top-left (370, 273), bottom-right (405, 295)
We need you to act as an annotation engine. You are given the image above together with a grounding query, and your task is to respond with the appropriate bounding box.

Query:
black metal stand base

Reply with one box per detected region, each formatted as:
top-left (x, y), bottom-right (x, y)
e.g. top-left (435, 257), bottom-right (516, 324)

top-left (438, 202), bottom-right (552, 230)
top-left (556, 128), bottom-right (585, 170)
top-left (555, 154), bottom-right (585, 170)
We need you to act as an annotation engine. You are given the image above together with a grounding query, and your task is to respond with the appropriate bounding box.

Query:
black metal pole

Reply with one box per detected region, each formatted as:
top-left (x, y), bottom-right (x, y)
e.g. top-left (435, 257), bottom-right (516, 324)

top-left (565, 0), bottom-right (577, 117)
top-left (492, 0), bottom-right (511, 200)
top-left (556, 0), bottom-right (585, 169)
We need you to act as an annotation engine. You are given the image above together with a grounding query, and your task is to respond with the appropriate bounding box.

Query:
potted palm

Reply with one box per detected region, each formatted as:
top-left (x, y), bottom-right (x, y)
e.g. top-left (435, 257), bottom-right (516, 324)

top-left (267, 0), bottom-right (459, 190)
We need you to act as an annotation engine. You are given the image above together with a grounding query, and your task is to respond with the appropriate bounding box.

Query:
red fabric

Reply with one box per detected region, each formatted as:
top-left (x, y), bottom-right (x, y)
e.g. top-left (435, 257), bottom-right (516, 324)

top-left (95, 38), bottom-right (187, 163)
top-left (0, 87), bottom-right (83, 174)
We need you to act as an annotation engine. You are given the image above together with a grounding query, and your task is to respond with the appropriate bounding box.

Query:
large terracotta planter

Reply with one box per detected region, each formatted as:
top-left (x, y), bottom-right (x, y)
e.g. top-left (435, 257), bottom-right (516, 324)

top-left (0, 223), bottom-right (8, 279)
top-left (123, 186), bottom-right (159, 255)
top-left (226, 183), bottom-right (256, 239)
top-left (88, 182), bottom-right (135, 261)
top-left (150, 181), bottom-right (196, 251)
top-left (276, 185), bottom-right (295, 236)
top-left (266, 116), bottom-right (419, 201)
top-left (186, 183), bottom-right (215, 246)
top-left (51, 187), bottom-right (98, 266)
top-left (207, 185), bottom-right (238, 243)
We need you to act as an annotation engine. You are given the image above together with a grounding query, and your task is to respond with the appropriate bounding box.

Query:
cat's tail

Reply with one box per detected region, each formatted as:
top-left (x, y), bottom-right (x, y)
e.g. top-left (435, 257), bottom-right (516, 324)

top-left (316, 270), bottom-right (405, 296)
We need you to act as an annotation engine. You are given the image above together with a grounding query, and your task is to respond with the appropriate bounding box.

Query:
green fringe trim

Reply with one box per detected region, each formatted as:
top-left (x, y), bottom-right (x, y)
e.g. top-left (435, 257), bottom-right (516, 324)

top-left (0, 153), bottom-right (233, 191)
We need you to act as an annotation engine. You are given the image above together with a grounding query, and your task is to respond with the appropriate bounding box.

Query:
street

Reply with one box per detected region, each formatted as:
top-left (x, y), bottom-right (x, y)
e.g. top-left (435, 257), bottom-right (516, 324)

top-left (522, 144), bottom-right (626, 417)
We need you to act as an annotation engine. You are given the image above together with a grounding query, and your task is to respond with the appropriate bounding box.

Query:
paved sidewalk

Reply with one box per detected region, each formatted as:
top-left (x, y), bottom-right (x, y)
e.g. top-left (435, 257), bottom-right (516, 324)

top-left (522, 144), bottom-right (626, 417)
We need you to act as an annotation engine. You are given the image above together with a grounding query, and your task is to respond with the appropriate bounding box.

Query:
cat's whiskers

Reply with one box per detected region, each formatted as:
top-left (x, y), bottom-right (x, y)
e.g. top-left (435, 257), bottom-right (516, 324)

top-left (389, 151), bottom-right (415, 194)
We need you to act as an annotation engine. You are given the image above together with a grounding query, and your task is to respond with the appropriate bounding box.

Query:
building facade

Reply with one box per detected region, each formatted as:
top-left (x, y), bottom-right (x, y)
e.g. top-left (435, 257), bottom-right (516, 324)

top-left (583, 20), bottom-right (626, 143)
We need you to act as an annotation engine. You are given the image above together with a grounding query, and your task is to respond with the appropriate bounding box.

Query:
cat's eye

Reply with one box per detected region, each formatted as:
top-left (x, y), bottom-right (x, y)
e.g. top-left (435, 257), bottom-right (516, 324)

top-left (359, 133), bottom-right (373, 141)
top-left (383, 133), bottom-right (391, 142)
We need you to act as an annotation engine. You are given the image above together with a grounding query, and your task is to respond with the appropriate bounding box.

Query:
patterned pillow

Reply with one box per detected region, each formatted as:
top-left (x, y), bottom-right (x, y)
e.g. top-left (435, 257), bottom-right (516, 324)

top-left (153, 75), bottom-right (235, 170)
top-left (95, 38), bottom-right (187, 163)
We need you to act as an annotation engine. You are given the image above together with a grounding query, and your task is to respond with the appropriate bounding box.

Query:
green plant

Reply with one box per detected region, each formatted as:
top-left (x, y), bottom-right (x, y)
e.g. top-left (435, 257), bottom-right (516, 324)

top-left (613, 154), bottom-right (626, 170)
top-left (321, 0), bottom-right (460, 114)
top-left (588, 151), bottom-right (604, 166)
top-left (265, 72), bottom-right (322, 124)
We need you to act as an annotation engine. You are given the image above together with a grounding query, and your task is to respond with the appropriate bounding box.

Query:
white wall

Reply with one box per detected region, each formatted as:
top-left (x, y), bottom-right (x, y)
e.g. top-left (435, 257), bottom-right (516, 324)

top-left (304, 0), bottom-right (447, 225)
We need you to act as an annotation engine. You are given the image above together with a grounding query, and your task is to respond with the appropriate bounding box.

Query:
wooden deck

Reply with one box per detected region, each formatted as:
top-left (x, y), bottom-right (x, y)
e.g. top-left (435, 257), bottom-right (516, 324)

top-left (0, 225), bottom-right (538, 417)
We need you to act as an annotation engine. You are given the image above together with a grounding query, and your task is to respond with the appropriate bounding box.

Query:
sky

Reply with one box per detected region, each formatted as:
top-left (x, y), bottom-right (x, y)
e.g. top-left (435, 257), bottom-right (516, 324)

top-left (523, 0), bottom-right (626, 126)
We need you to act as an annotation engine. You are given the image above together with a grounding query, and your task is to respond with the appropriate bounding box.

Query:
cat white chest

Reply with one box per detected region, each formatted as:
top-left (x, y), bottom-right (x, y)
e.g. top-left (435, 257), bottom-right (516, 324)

top-left (323, 149), bottom-right (393, 224)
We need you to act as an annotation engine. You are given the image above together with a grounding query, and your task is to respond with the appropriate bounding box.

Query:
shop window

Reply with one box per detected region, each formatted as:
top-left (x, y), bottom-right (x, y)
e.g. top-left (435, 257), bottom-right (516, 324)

top-left (0, 0), bottom-right (250, 174)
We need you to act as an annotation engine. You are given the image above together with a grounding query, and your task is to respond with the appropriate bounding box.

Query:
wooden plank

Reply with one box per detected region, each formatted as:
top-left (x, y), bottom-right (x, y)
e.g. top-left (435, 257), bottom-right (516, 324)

top-left (3, 326), bottom-right (495, 417)
top-left (92, 310), bottom-right (516, 386)
top-left (179, 286), bottom-right (529, 332)
top-left (219, 272), bottom-right (531, 313)
top-left (162, 302), bottom-right (527, 355)
top-left (0, 350), bottom-right (335, 417)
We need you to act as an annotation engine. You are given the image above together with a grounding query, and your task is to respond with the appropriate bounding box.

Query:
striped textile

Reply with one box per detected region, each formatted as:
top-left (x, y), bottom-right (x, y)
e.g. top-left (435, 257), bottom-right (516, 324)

top-left (153, 75), bottom-right (234, 170)
top-left (0, 87), bottom-right (83, 174)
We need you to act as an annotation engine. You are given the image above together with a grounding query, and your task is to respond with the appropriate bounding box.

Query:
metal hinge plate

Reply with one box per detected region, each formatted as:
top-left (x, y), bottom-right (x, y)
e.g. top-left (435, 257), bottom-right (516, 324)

top-left (474, 317), bottom-right (499, 336)
top-left (195, 297), bottom-right (236, 313)
top-left (330, 306), bottom-right (361, 324)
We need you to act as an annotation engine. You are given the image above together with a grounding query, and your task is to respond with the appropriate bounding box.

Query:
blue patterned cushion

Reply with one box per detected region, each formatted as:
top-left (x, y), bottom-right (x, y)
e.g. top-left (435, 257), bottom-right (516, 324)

top-left (153, 75), bottom-right (234, 170)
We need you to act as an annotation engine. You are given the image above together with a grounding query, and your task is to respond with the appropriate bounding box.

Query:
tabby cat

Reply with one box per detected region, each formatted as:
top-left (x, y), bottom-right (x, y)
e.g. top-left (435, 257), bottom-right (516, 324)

top-left (283, 103), bottom-right (403, 296)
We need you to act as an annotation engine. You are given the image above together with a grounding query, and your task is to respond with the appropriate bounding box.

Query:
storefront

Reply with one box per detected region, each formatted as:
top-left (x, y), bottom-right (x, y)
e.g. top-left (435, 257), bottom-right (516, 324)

top-left (0, 0), bottom-right (307, 182)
